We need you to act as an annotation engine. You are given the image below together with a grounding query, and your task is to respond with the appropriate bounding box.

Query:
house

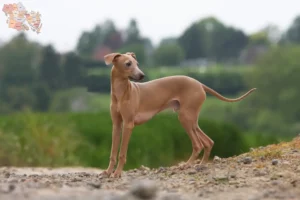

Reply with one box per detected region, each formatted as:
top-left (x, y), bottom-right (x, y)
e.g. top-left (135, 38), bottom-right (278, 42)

top-left (92, 45), bottom-right (112, 61)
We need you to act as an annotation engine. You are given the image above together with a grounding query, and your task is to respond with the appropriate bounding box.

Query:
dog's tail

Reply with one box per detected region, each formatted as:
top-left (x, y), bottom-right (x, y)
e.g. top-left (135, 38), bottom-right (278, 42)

top-left (202, 84), bottom-right (256, 102)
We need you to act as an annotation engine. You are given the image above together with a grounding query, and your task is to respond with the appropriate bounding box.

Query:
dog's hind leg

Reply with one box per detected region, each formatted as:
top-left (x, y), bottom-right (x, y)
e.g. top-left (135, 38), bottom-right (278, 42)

top-left (195, 126), bottom-right (214, 164)
top-left (178, 110), bottom-right (204, 168)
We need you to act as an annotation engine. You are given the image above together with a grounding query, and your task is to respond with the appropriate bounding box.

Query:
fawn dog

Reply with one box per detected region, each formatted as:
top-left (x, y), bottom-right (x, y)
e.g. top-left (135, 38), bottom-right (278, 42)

top-left (101, 52), bottom-right (256, 178)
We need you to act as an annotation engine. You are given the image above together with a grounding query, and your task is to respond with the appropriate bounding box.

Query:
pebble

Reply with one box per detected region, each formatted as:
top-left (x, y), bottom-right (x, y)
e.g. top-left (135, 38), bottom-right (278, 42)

top-left (243, 157), bottom-right (252, 164)
top-left (157, 167), bottom-right (166, 173)
top-left (140, 165), bottom-right (150, 171)
top-left (255, 170), bottom-right (267, 177)
top-left (129, 180), bottom-right (158, 199)
top-left (188, 170), bottom-right (197, 175)
top-left (272, 159), bottom-right (279, 165)
top-left (8, 184), bottom-right (15, 192)
top-left (213, 156), bottom-right (221, 162)
top-left (5, 173), bottom-right (10, 178)
top-left (87, 182), bottom-right (101, 189)
top-left (194, 164), bottom-right (207, 172)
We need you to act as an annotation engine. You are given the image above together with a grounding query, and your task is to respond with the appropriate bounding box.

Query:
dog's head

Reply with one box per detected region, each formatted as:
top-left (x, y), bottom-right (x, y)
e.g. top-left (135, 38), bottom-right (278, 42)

top-left (104, 52), bottom-right (145, 81)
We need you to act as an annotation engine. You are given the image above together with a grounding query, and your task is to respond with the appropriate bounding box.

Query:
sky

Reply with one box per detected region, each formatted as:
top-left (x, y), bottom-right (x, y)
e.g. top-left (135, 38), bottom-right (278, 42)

top-left (1, 0), bottom-right (299, 53)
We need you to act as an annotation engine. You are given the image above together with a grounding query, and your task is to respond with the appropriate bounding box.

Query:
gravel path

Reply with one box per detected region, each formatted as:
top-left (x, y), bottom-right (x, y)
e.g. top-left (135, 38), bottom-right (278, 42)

top-left (1, 136), bottom-right (300, 200)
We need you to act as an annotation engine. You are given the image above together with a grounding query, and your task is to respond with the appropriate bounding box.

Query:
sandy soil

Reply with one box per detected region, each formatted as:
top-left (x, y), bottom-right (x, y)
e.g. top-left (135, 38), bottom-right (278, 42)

top-left (1, 136), bottom-right (300, 200)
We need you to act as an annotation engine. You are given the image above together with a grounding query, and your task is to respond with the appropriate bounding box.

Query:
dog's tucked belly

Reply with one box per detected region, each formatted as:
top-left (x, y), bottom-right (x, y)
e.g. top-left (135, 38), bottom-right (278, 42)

top-left (134, 111), bottom-right (157, 125)
top-left (133, 100), bottom-right (180, 125)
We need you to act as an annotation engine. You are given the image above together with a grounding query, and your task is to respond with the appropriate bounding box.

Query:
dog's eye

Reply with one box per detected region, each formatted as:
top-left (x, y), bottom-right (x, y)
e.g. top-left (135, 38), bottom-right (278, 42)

top-left (126, 62), bottom-right (131, 67)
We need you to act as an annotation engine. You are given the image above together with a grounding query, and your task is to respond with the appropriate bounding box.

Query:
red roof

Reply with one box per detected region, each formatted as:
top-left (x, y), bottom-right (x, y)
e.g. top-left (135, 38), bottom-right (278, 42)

top-left (92, 46), bottom-right (112, 61)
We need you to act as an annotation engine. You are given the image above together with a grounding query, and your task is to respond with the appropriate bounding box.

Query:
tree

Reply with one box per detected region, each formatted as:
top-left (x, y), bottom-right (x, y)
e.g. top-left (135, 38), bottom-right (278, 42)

top-left (76, 31), bottom-right (95, 57)
top-left (0, 33), bottom-right (41, 113)
top-left (178, 23), bottom-right (207, 59)
top-left (118, 43), bottom-right (146, 65)
top-left (0, 33), bottom-right (40, 86)
top-left (76, 25), bottom-right (104, 58)
top-left (125, 19), bottom-right (142, 45)
top-left (153, 43), bottom-right (185, 66)
top-left (196, 17), bottom-right (248, 61)
top-left (249, 31), bottom-right (270, 46)
top-left (62, 52), bottom-right (84, 87)
top-left (159, 37), bottom-right (178, 46)
top-left (283, 15), bottom-right (300, 44)
top-left (241, 46), bottom-right (300, 135)
top-left (32, 83), bottom-right (51, 111)
top-left (76, 20), bottom-right (124, 58)
top-left (39, 45), bottom-right (62, 90)
top-left (217, 27), bottom-right (248, 61)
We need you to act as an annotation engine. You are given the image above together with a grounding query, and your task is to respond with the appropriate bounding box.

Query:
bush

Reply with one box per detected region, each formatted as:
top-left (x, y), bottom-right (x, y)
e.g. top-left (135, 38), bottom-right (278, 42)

top-left (0, 110), bottom-right (81, 166)
top-left (153, 43), bottom-right (185, 66)
top-left (0, 111), bottom-right (283, 169)
top-left (84, 75), bottom-right (111, 93)
top-left (187, 70), bottom-right (247, 96)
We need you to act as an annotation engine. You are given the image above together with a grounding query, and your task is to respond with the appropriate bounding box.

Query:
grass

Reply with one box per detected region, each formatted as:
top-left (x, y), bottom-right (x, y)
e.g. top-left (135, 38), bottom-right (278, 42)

top-left (240, 135), bottom-right (300, 160)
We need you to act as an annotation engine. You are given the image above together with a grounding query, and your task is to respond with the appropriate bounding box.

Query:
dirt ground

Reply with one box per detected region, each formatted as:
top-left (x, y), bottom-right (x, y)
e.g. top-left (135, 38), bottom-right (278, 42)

top-left (1, 136), bottom-right (300, 200)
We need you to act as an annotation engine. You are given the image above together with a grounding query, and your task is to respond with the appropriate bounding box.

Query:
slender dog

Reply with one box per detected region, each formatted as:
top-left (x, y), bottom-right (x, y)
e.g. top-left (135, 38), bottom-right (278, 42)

top-left (101, 52), bottom-right (256, 178)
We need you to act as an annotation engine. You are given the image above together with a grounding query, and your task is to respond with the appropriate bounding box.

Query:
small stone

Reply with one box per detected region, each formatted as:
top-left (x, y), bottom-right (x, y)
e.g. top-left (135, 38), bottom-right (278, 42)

top-left (296, 166), bottom-right (300, 173)
top-left (272, 181), bottom-right (280, 186)
top-left (157, 167), bottom-right (166, 173)
top-left (230, 174), bottom-right (236, 178)
top-left (195, 164), bottom-right (207, 172)
top-left (243, 157), bottom-right (252, 164)
top-left (213, 175), bottom-right (229, 182)
top-left (88, 182), bottom-right (101, 189)
top-left (260, 156), bottom-right (266, 161)
top-left (291, 180), bottom-right (297, 187)
top-left (140, 165), bottom-right (150, 171)
top-left (169, 171), bottom-right (176, 176)
top-left (213, 156), bottom-right (221, 162)
top-left (188, 170), bottom-right (197, 175)
top-left (255, 170), bottom-right (267, 177)
top-left (272, 159), bottom-right (279, 165)
top-left (250, 148), bottom-right (255, 152)
top-left (141, 171), bottom-right (148, 175)
top-left (130, 180), bottom-right (158, 199)
top-left (4, 173), bottom-right (11, 178)
top-left (71, 178), bottom-right (81, 182)
top-left (8, 184), bottom-right (15, 192)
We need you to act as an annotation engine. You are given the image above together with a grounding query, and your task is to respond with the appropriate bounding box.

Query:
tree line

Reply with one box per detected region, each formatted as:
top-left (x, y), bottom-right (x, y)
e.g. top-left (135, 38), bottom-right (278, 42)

top-left (1, 15), bottom-right (300, 115)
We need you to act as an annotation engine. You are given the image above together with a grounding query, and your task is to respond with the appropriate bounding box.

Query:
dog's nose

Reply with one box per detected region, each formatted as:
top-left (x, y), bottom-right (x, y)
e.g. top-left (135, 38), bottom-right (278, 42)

top-left (139, 74), bottom-right (145, 80)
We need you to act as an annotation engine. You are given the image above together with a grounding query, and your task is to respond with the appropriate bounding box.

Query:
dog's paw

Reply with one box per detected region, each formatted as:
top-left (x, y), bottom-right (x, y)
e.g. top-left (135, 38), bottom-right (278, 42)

top-left (99, 170), bottom-right (112, 178)
top-left (178, 162), bottom-right (193, 170)
top-left (111, 170), bottom-right (122, 178)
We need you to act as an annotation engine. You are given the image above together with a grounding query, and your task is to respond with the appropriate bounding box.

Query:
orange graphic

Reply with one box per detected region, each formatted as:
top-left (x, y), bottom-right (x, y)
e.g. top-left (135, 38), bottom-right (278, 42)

top-left (2, 2), bottom-right (42, 34)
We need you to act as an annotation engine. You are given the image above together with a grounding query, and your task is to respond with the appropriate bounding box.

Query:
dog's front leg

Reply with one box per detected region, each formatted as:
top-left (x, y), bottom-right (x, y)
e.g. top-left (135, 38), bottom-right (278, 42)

top-left (101, 106), bottom-right (122, 177)
top-left (111, 121), bottom-right (134, 178)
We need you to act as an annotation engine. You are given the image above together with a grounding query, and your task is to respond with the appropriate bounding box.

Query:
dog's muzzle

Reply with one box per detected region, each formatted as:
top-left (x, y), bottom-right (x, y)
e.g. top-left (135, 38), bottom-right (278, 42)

top-left (130, 73), bottom-right (145, 81)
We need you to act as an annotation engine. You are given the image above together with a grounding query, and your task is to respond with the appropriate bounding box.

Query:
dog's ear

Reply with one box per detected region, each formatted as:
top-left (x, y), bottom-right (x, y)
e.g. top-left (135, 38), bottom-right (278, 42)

top-left (126, 52), bottom-right (137, 61)
top-left (104, 53), bottom-right (122, 65)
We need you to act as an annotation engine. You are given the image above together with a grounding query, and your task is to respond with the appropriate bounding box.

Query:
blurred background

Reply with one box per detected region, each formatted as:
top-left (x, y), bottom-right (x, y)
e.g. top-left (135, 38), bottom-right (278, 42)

top-left (0, 0), bottom-right (300, 170)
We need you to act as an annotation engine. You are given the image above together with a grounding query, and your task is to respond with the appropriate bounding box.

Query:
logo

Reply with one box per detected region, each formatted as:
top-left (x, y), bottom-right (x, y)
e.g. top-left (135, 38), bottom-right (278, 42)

top-left (2, 2), bottom-right (42, 34)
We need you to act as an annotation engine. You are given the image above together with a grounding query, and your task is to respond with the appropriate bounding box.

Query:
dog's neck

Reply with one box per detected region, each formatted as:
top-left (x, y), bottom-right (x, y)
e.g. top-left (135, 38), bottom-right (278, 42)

top-left (111, 67), bottom-right (131, 101)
